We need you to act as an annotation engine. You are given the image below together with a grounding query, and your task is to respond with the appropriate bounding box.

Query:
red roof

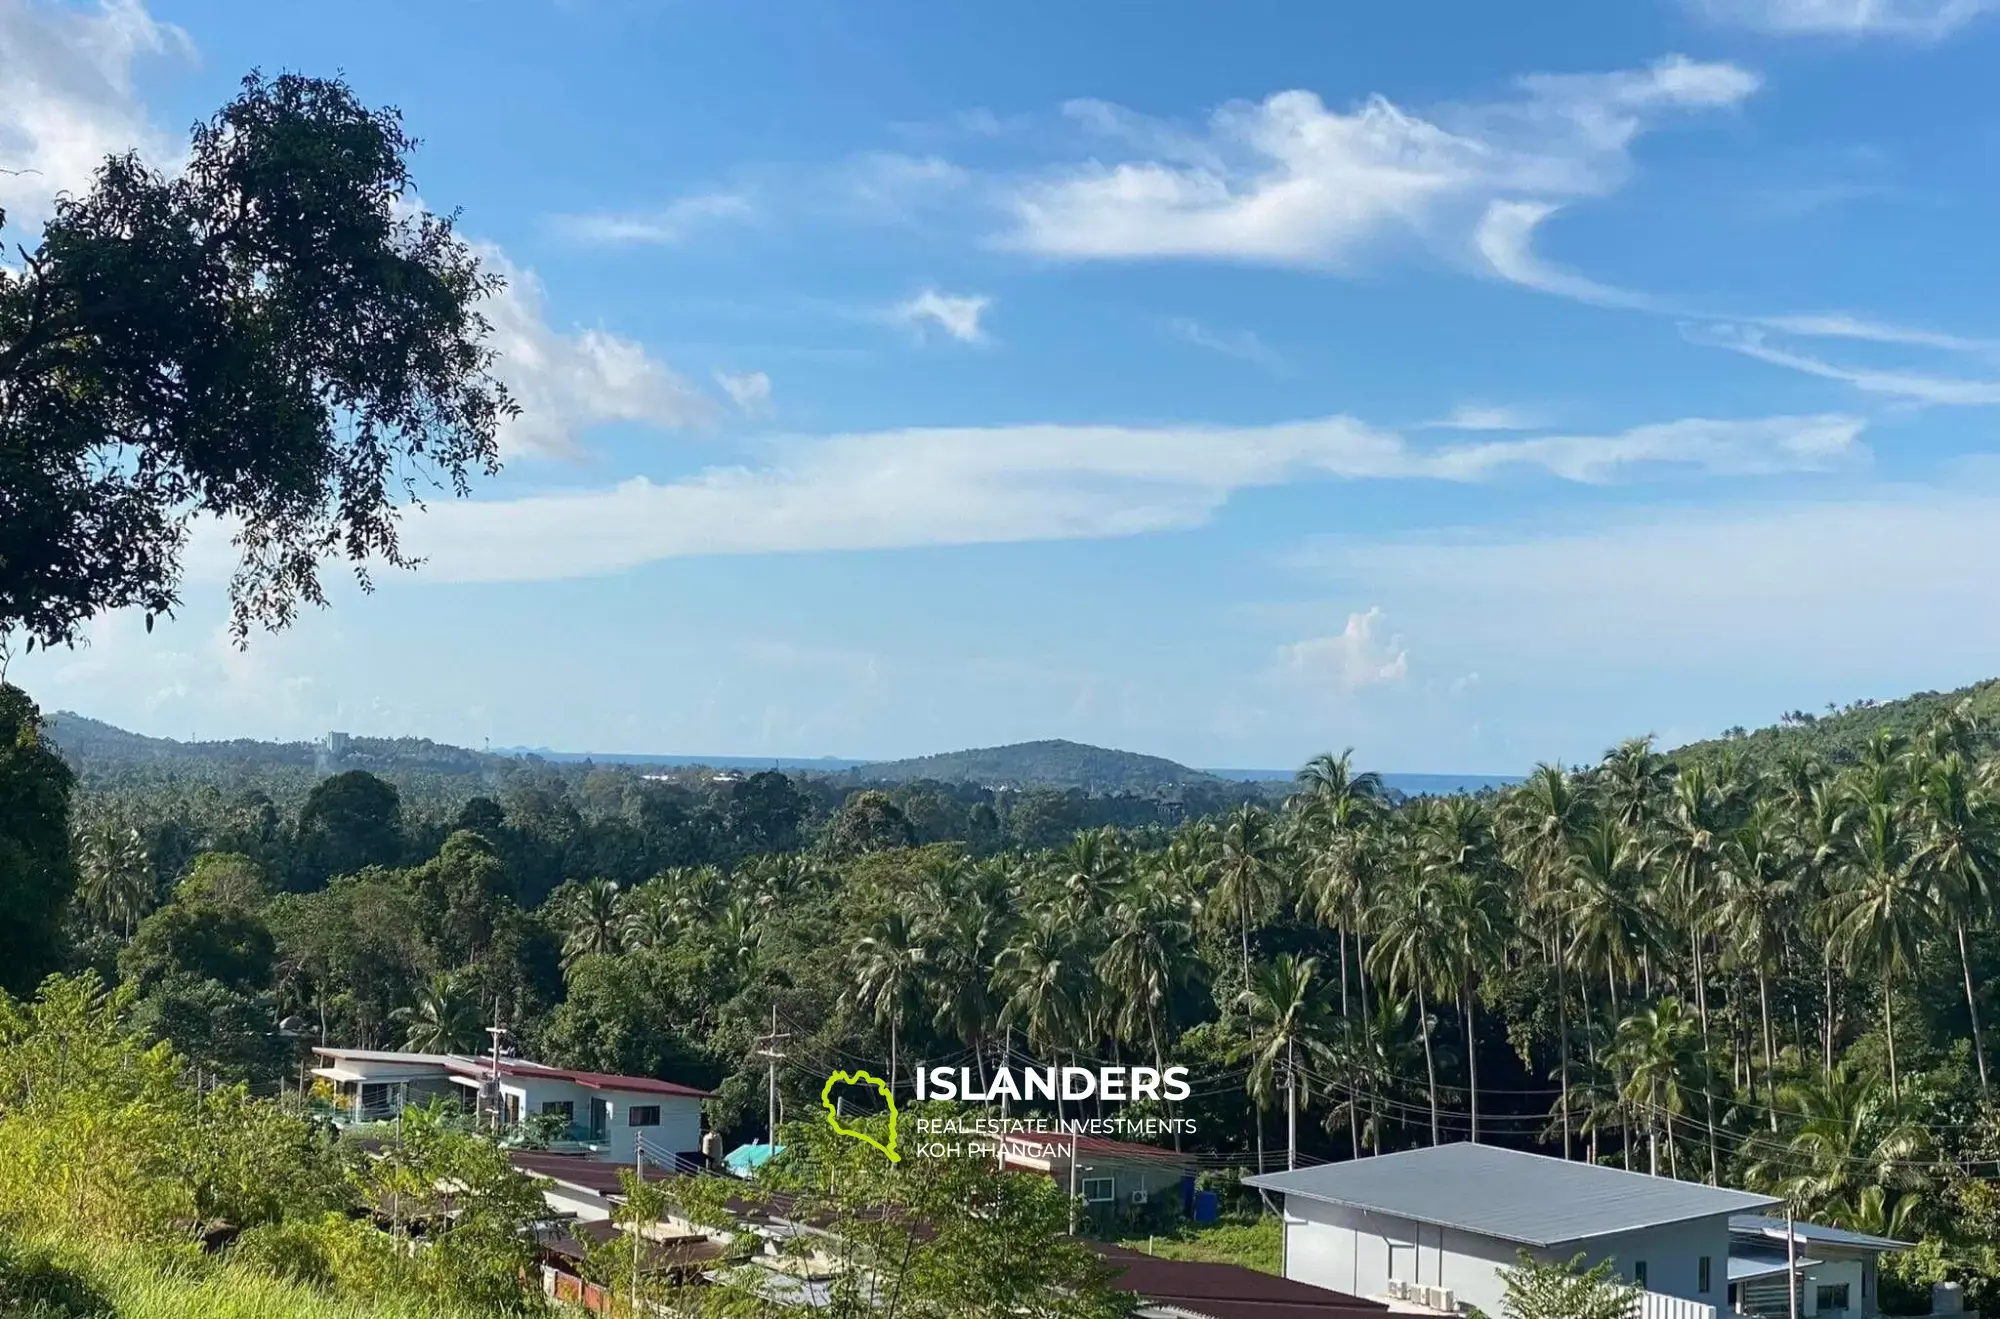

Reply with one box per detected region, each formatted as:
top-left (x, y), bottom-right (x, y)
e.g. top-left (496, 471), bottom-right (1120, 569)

top-left (1002, 1130), bottom-right (1194, 1165)
top-left (1093, 1244), bottom-right (1389, 1319)
top-left (450, 1057), bottom-right (714, 1099)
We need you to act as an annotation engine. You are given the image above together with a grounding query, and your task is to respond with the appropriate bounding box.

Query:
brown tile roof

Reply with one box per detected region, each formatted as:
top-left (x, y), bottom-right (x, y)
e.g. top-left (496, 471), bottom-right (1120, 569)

top-left (1092, 1244), bottom-right (1388, 1319)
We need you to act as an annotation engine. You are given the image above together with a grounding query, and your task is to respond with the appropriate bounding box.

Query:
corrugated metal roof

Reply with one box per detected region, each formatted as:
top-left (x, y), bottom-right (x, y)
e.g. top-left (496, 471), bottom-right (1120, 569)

top-left (1729, 1248), bottom-right (1822, 1283)
top-left (1730, 1215), bottom-right (1913, 1253)
top-left (1246, 1144), bottom-right (1779, 1248)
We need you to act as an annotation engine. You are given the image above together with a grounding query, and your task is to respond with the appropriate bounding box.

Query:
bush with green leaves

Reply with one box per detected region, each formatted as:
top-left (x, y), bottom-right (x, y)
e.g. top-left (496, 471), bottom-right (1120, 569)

top-left (1498, 1251), bottom-right (1638, 1319)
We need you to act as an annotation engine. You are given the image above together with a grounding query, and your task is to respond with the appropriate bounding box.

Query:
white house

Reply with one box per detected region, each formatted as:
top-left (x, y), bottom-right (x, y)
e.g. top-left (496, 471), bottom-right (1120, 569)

top-left (997, 1131), bottom-right (1196, 1214)
top-left (1728, 1215), bottom-right (1911, 1319)
top-left (311, 1047), bottom-right (711, 1167)
top-left (1247, 1144), bottom-right (1781, 1319)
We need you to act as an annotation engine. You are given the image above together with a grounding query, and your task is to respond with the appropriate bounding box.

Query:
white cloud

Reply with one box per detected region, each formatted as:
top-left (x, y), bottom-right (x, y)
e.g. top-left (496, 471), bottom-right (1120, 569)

top-left (715, 370), bottom-right (774, 417)
top-left (393, 411), bottom-right (1868, 583)
top-left (892, 288), bottom-right (991, 343)
top-left (1692, 0), bottom-right (1998, 37)
top-left (0, 0), bottom-right (190, 235)
top-left (1002, 56), bottom-right (1758, 269)
top-left (548, 192), bottom-right (753, 244)
top-left (1424, 403), bottom-right (1546, 432)
top-left (1473, 200), bottom-right (1661, 308)
top-left (477, 245), bottom-right (712, 457)
top-left (1313, 484), bottom-right (2000, 674)
top-left (1277, 608), bottom-right (1410, 692)
top-left (1693, 325), bottom-right (2000, 405)
top-left (1165, 318), bottom-right (1285, 372)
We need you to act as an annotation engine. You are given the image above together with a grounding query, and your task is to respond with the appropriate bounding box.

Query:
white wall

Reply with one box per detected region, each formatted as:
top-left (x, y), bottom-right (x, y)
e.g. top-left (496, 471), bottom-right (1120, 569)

top-left (499, 1078), bottom-right (701, 1164)
top-left (1282, 1197), bottom-right (1732, 1317)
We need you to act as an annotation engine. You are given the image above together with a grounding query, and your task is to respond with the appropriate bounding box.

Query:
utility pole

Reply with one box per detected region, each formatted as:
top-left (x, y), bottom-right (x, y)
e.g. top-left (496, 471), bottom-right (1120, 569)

top-left (1068, 1129), bottom-right (1081, 1236)
top-left (754, 1006), bottom-right (790, 1150)
top-left (1285, 1040), bottom-right (1298, 1172)
top-left (1786, 1211), bottom-right (1799, 1319)
top-left (485, 1017), bottom-right (508, 1133)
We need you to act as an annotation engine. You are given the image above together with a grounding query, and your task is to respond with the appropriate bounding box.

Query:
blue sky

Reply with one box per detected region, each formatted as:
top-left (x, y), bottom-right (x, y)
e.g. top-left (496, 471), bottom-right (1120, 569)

top-left (8, 0), bottom-right (2000, 772)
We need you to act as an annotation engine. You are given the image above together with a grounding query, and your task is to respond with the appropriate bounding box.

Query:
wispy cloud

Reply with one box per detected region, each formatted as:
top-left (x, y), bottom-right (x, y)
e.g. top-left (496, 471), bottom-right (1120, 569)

top-left (549, 192), bottom-right (753, 245)
top-left (1423, 404), bottom-right (1547, 432)
top-left (715, 370), bottom-right (774, 417)
top-left (1691, 0), bottom-right (1999, 38)
top-left (891, 288), bottom-right (992, 343)
top-left (999, 56), bottom-right (1758, 270)
top-left (1691, 325), bottom-right (2000, 405)
top-left (1164, 318), bottom-right (1285, 371)
top-left (389, 411), bottom-right (1868, 584)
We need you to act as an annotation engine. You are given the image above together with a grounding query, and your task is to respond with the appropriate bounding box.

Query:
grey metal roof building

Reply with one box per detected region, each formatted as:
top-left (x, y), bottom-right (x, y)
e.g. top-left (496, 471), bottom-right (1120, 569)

top-left (1246, 1143), bottom-right (1780, 1248)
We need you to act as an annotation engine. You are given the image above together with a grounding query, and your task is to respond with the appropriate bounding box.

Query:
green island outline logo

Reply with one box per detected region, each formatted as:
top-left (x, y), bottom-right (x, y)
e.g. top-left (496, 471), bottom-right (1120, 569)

top-left (820, 1069), bottom-right (900, 1162)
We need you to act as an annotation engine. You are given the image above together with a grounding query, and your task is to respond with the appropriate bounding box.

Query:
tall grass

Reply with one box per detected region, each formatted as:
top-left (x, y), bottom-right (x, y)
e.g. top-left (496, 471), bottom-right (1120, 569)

top-left (5, 1237), bottom-right (506, 1319)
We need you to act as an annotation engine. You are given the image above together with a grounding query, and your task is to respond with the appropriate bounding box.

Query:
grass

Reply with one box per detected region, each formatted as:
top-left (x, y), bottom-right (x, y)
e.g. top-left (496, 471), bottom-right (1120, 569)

top-left (1111, 1214), bottom-right (1283, 1275)
top-left (3, 1238), bottom-right (500, 1319)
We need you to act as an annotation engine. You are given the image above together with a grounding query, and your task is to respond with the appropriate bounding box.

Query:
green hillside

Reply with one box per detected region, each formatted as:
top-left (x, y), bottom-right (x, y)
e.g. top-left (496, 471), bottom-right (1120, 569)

top-left (847, 738), bottom-right (1223, 792)
top-left (1668, 676), bottom-right (2000, 768)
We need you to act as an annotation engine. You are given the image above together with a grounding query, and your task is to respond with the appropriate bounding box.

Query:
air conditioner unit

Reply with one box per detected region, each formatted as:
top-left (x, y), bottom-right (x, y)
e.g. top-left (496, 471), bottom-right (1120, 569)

top-left (1129, 1189), bottom-right (1149, 1205)
top-left (1385, 1280), bottom-right (1411, 1301)
top-left (1434, 1288), bottom-right (1457, 1313)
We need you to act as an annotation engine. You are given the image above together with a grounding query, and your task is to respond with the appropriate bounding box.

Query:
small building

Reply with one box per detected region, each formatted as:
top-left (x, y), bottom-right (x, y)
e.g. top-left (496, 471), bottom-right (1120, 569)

top-left (999, 1131), bottom-right (1196, 1214)
top-left (1729, 1215), bottom-right (1911, 1319)
top-left (1248, 1144), bottom-right (1780, 1319)
top-left (311, 1047), bottom-right (711, 1167)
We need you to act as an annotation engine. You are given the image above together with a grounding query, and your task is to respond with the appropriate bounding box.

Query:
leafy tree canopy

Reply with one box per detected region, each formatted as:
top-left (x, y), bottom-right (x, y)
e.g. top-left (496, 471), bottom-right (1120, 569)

top-left (0, 71), bottom-right (513, 650)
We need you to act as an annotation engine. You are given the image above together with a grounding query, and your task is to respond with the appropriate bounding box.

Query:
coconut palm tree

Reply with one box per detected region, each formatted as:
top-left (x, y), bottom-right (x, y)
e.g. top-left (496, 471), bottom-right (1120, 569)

top-left (922, 859), bottom-right (1017, 1086)
top-left (1612, 998), bottom-right (1702, 1178)
top-left (1050, 827), bottom-right (1128, 919)
top-left (1827, 800), bottom-right (1939, 1102)
top-left (1100, 863), bottom-right (1208, 1071)
top-left (1910, 751), bottom-right (1998, 1093)
top-left (850, 909), bottom-right (927, 1094)
top-left (1293, 766), bottom-right (1388, 1023)
top-left (1238, 953), bottom-right (1336, 1171)
top-left (1719, 800), bottom-right (1801, 1109)
top-left (74, 820), bottom-right (155, 937)
top-left (1744, 1062), bottom-right (1928, 1223)
top-left (561, 879), bottom-right (624, 967)
top-left (1419, 797), bottom-right (1513, 1143)
top-left (619, 881), bottom-right (678, 950)
top-left (1213, 804), bottom-right (1287, 995)
top-left (1368, 837), bottom-right (1453, 1146)
top-left (393, 974), bottom-right (485, 1053)
top-left (1503, 763), bottom-right (1593, 1158)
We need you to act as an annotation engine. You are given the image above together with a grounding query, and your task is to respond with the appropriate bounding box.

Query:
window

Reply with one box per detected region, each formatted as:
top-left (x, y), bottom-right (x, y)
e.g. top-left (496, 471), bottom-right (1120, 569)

top-left (1817, 1285), bottom-right (1852, 1314)
top-left (1699, 1257), bottom-right (1712, 1294)
top-left (628, 1105), bottom-right (662, 1127)
top-left (541, 1100), bottom-right (574, 1120)
top-left (1633, 1262), bottom-right (1648, 1288)
top-left (1080, 1177), bottom-right (1115, 1203)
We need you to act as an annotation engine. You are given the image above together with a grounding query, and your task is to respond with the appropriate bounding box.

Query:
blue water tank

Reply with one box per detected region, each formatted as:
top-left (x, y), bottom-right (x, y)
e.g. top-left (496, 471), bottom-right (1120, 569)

top-left (1192, 1190), bottom-right (1220, 1223)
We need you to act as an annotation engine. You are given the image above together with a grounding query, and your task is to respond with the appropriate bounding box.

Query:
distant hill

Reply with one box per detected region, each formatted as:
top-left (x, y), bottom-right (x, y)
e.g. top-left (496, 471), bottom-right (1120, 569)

top-left (1669, 677), bottom-right (2000, 769)
top-left (839, 739), bottom-right (1224, 793)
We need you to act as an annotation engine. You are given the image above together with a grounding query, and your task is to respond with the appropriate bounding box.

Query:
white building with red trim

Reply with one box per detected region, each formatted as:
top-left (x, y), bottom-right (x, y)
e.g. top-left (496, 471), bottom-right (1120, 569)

top-left (310, 1046), bottom-right (710, 1167)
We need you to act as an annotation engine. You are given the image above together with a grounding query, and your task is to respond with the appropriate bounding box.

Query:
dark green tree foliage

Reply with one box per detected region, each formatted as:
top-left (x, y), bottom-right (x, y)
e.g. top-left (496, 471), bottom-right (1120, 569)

top-left (291, 769), bottom-right (404, 888)
top-left (828, 790), bottom-right (917, 857)
top-left (0, 684), bottom-right (75, 994)
top-left (119, 899), bottom-right (276, 993)
top-left (0, 72), bottom-right (513, 650)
